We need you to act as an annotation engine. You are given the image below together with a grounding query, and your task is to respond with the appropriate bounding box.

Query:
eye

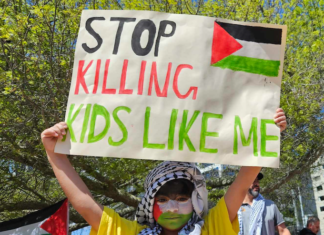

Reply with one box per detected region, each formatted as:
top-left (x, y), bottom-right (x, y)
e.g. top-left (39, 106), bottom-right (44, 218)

top-left (177, 197), bottom-right (190, 202)
top-left (156, 197), bottom-right (169, 204)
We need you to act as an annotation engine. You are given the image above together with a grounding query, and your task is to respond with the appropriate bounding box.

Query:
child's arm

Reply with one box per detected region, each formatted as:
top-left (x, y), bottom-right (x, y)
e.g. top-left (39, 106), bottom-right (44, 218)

top-left (224, 108), bottom-right (286, 222)
top-left (41, 122), bottom-right (103, 230)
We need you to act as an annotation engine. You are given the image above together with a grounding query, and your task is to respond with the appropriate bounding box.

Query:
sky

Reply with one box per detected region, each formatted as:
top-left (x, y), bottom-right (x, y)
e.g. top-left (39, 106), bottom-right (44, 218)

top-left (72, 226), bottom-right (91, 235)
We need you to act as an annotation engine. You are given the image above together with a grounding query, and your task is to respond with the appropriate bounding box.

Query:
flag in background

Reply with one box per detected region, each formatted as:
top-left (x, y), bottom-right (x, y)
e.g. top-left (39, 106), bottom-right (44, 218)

top-left (211, 21), bottom-right (283, 77)
top-left (0, 199), bottom-right (68, 235)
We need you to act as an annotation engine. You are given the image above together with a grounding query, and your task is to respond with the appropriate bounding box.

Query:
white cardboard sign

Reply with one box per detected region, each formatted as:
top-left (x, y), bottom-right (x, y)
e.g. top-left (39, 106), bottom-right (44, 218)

top-left (55, 10), bottom-right (287, 168)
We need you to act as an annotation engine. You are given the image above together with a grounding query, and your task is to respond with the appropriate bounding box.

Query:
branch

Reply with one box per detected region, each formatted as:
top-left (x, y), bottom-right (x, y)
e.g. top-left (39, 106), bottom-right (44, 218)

top-left (9, 176), bottom-right (50, 202)
top-left (185, 0), bottom-right (194, 14)
top-left (0, 201), bottom-right (48, 212)
top-left (70, 157), bottom-right (116, 186)
top-left (263, 144), bottom-right (324, 194)
top-left (69, 223), bottom-right (89, 232)
top-left (70, 209), bottom-right (87, 223)
top-left (79, 174), bottom-right (140, 208)
top-left (2, 150), bottom-right (55, 179)
top-left (116, 206), bottom-right (136, 217)
top-left (113, 0), bottom-right (123, 9)
top-left (258, 5), bottom-right (265, 17)
top-left (206, 176), bottom-right (235, 188)
top-left (2, 149), bottom-right (141, 207)
top-left (70, 157), bottom-right (141, 207)
top-left (196, 0), bottom-right (203, 15)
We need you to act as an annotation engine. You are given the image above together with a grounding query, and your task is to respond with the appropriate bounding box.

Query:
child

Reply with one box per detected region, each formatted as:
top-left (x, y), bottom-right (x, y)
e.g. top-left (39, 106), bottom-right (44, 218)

top-left (41, 108), bottom-right (286, 235)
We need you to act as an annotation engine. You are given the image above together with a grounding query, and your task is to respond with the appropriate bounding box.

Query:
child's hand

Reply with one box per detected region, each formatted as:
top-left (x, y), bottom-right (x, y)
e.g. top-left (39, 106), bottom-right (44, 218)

top-left (274, 108), bottom-right (287, 132)
top-left (41, 122), bottom-right (67, 153)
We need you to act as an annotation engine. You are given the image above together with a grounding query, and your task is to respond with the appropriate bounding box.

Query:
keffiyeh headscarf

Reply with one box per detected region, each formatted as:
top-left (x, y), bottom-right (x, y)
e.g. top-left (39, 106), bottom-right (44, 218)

top-left (136, 161), bottom-right (208, 235)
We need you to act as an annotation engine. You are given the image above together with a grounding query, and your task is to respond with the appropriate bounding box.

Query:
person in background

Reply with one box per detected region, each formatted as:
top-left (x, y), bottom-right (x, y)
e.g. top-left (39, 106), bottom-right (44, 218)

top-left (300, 217), bottom-right (320, 235)
top-left (238, 172), bottom-right (291, 235)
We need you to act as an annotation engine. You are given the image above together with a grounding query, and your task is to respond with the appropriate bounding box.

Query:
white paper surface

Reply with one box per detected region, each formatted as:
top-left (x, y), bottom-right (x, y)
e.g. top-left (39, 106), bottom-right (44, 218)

top-left (55, 10), bottom-right (287, 168)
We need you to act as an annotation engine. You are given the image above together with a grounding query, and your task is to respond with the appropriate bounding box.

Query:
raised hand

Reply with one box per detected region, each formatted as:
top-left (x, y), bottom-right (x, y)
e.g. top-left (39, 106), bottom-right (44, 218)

top-left (41, 122), bottom-right (67, 153)
top-left (274, 108), bottom-right (287, 132)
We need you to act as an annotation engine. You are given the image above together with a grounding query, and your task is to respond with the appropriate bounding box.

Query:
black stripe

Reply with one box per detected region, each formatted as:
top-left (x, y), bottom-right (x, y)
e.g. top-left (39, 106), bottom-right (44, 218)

top-left (0, 199), bottom-right (67, 231)
top-left (216, 21), bottom-right (282, 45)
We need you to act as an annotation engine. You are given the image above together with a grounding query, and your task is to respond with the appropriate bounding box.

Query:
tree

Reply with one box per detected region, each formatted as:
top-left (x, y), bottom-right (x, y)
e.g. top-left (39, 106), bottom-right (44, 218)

top-left (0, 0), bottom-right (323, 231)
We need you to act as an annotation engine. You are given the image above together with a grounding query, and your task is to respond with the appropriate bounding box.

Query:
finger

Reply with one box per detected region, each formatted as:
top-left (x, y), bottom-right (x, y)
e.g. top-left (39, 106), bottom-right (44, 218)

top-left (277, 121), bottom-right (287, 132)
top-left (274, 116), bottom-right (286, 123)
top-left (52, 125), bottom-right (63, 137)
top-left (274, 111), bottom-right (285, 119)
top-left (277, 120), bottom-right (287, 127)
top-left (276, 108), bottom-right (284, 113)
top-left (58, 122), bottom-right (68, 128)
top-left (274, 109), bottom-right (285, 116)
top-left (57, 134), bottom-right (64, 140)
top-left (55, 123), bottom-right (68, 135)
top-left (41, 129), bottom-right (59, 138)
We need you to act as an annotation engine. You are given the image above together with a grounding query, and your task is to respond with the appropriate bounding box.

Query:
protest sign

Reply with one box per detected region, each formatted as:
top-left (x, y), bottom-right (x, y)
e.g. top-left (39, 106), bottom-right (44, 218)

top-left (54, 10), bottom-right (287, 167)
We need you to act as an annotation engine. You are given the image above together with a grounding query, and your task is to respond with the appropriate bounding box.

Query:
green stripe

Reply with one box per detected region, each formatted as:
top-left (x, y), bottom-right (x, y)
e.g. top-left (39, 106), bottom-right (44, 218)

top-left (212, 55), bottom-right (280, 77)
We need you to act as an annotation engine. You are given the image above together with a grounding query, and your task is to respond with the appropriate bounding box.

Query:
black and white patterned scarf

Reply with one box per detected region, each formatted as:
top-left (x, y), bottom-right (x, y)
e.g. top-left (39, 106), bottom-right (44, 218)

top-left (238, 194), bottom-right (265, 235)
top-left (136, 161), bottom-right (208, 235)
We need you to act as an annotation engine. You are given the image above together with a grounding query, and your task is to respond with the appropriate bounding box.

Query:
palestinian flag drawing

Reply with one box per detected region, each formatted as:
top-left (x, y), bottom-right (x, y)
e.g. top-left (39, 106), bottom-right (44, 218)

top-left (211, 21), bottom-right (283, 77)
top-left (0, 199), bottom-right (68, 235)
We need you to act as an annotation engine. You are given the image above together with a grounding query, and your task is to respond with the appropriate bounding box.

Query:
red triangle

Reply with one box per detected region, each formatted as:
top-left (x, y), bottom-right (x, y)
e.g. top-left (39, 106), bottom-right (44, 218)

top-left (211, 22), bottom-right (243, 65)
top-left (40, 199), bottom-right (68, 235)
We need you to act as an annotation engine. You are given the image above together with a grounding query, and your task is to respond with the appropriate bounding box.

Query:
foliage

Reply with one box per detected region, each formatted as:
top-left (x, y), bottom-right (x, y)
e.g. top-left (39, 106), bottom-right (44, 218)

top-left (0, 0), bottom-right (323, 230)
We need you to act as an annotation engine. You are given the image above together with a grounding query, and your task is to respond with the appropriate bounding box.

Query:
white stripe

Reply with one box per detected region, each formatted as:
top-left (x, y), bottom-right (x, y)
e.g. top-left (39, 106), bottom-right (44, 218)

top-left (233, 39), bottom-right (281, 61)
top-left (0, 220), bottom-right (48, 235)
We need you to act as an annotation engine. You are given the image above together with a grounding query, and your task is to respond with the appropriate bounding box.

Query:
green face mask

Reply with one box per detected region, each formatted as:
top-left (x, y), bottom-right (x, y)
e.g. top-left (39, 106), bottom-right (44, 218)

top-left (156, 211), bottom-right (193, 230)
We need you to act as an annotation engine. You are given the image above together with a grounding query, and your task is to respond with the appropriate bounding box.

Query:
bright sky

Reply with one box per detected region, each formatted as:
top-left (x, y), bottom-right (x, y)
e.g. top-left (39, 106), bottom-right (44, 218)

top-left (72, 226), bottom-right (91, 235)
